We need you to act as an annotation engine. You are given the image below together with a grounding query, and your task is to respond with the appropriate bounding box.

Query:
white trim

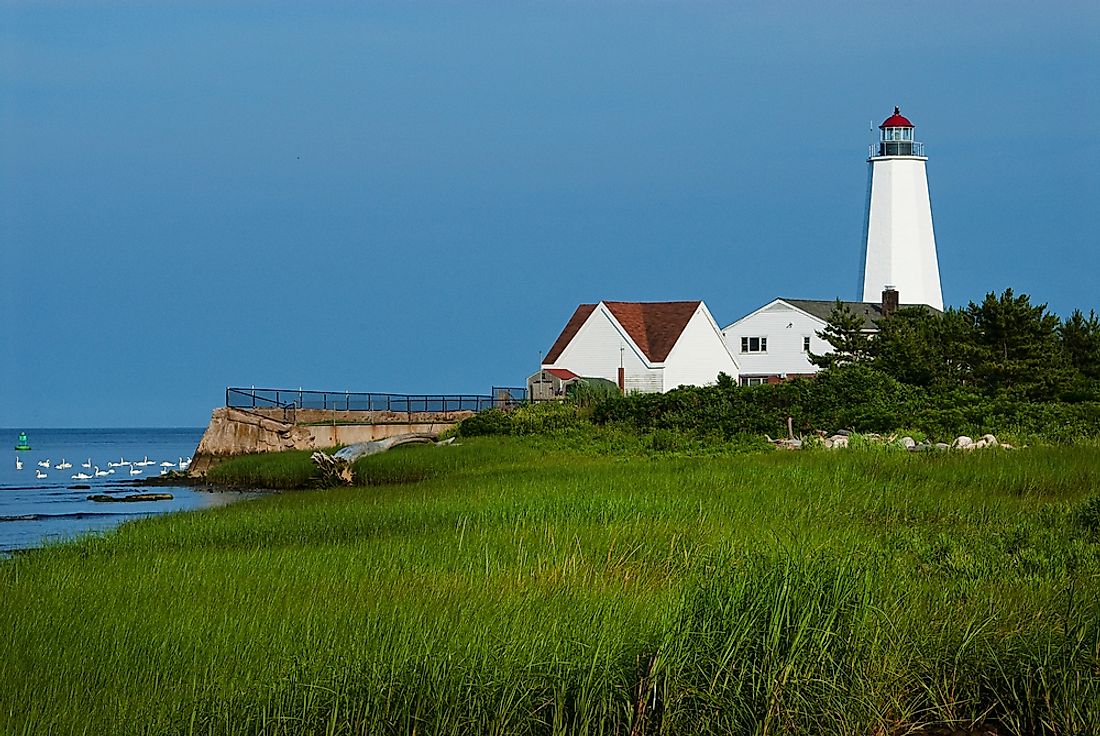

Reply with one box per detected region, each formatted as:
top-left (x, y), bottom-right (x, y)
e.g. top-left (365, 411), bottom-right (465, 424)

top-left (721, 298), bottom-right (828, 333)
top-left (695, 302), bottom-right (741, 371)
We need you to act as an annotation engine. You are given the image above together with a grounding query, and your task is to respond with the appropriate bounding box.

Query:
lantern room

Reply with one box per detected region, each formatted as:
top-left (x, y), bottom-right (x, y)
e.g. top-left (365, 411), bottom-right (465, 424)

top-left (873, 106), bottom-right (925, 157)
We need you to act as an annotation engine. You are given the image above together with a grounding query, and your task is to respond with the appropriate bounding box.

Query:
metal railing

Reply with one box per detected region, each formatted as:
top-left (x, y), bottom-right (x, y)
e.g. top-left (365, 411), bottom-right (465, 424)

top-left (226, 386), bottom-right (530, 420)
top-left (869, 141), bottom-right (925, 158)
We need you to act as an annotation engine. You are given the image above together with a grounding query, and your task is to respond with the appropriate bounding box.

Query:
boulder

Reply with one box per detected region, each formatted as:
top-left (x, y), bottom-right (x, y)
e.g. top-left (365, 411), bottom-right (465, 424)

top-left (952, 436), bottom-right (974, 450)
top-left (935, 442), bottom-right (950, 451)
top-left (898, 436), bottom-right (916, 449)
top-left (829, 435), bottom-right (849, 449)
top-left (981, 434), bottom-right (999, 447)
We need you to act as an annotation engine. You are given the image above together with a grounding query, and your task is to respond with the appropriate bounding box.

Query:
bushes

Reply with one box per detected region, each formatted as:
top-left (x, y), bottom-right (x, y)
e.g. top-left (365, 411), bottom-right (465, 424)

top-left (458, 402), bottom-right (585, 437)
top-left (457, 409), bottom-right (514, 437)
top-left (462, 365), bottom-right (1100, 444)
top-left (590, 366), bottom-right (1100, 443)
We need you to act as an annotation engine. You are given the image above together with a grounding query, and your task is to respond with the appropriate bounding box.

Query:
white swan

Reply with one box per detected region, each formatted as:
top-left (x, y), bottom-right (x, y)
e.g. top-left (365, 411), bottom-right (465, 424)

top-left (129, 466), bottom-right (143, 476)
top-left (135, 456), bottom-right (155, 467)
top-left (35, 469), bottom-right (47, 479)
top-left (55, 459), bottom-right (72, 470)
top-left (37, 459), bottom-right (51, 468)
top-left (15, 456), bottom-right (22, 470)
top-left (159, 460), bottom-right (176, 468)
top-left (71, 471), bottom-right (93, 480)
top-left (94, 466), bottom-right (110, 478)
top-left (178, 456), bottom-right (192, 471)
top-left (81, 459), bottom-right (92, 469)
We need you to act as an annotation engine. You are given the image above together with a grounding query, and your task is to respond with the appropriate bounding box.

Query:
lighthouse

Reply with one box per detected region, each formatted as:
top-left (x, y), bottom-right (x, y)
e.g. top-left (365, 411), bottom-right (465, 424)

top-left (858, 107), bottom-right (943, 310)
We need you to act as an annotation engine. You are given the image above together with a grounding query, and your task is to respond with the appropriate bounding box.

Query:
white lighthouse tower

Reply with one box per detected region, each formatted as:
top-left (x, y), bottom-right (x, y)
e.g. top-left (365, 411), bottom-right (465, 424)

top-left (859, 107), bottom-right (943, 310)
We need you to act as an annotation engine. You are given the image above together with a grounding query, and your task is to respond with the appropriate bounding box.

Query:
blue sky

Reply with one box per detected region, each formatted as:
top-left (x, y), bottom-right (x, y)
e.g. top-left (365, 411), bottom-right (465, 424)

top-left (2, 1), bottom-right (1098, 427)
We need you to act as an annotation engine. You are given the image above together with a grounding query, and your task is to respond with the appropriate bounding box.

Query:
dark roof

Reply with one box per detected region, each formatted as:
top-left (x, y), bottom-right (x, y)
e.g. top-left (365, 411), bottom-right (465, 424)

top-left (572, 376), bottom-right (618, 388)
top-left (543, 304), bottom-right (597, 363)
top-left (603, 301), bottom-right (702, 362)
top-left (543, 300), bottom-right (703, 364)
top-left (780, 298), bottom-right (940, 331)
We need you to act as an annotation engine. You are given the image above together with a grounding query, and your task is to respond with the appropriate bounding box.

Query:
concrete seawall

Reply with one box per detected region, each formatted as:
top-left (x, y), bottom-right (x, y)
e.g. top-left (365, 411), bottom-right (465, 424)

top-left (188, 406), bottom-right (471, 476)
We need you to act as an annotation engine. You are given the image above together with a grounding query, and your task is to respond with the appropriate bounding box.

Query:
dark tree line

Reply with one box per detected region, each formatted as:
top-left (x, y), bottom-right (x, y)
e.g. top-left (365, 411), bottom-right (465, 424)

top-left (811, 289), bottom-right (1100, 402)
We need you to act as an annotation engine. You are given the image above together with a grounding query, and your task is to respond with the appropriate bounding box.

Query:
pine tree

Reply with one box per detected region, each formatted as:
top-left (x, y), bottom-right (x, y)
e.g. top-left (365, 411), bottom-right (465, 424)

top-left (1060, 309), bottom-right (1100, 380)
top-left (809, 300), bottom-right (872, 369)
top-left (869, 307), bottom-right (976, 389)
top-left (963, 289), bottom-right (1070, 400)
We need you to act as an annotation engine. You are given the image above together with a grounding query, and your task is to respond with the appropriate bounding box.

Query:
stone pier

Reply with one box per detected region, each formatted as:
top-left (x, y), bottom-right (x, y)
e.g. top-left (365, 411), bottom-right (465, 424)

top-left (188, 406), bottom-right (471, 476)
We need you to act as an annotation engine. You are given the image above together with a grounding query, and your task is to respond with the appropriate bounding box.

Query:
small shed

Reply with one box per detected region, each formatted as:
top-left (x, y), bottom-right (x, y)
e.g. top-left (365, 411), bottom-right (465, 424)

top-left (527, 368), bottom-right (581, 401)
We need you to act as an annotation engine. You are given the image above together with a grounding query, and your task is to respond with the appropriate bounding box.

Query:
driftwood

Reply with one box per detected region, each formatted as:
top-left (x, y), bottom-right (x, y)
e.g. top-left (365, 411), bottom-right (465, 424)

top-left (311, 433), bottom-right (455, 486)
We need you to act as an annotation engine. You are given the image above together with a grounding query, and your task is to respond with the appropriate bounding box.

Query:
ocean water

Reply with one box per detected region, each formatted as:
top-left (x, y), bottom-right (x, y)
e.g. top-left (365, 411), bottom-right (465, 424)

top-left (1, 427), bottom-right (253, 553)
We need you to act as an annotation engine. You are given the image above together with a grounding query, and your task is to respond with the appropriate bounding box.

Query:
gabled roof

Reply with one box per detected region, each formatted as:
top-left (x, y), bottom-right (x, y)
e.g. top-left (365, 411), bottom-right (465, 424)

top-left (543, 304), bottom-right (597, 363)
top-left (780, 298), bottom-right (940, 331)
top-left (602, 301), bottom-right (701, 362)
top-left (543, 300), bottom-right (703, 364)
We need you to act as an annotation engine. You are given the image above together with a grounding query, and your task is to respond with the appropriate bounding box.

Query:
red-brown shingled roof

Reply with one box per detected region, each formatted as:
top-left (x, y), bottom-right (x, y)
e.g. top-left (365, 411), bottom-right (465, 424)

top-left (543, 300), bottom-right (702, 365)
top-left (603, 301), bottom-right (701, 362)
top-left (543, 304), bottom-right (597, 363)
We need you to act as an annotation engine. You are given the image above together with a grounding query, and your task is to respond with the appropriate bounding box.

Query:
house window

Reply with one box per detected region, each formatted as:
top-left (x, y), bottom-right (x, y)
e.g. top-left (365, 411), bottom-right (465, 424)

top-left (740, 336), bottom-right (767, 353)
top-left (803, 336), bottom-right (811, 352)
top-left (740, 376), bottom-right (770, 386)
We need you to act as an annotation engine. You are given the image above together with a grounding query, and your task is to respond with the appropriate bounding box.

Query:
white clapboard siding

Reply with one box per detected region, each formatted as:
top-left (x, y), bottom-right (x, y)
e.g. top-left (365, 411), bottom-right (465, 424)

top-left (550, 305), bottom-right (661, 389)
top-left (663, 305), bottom-right (739, 390)
top-left (721, 300), bottom-right (829, 377)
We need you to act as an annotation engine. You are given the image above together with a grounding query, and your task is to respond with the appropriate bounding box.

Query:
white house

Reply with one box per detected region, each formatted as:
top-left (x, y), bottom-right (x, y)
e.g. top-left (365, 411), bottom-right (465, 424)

top-left (721, 290), bottom-right (934, 384)
top-left (533, 300), bottom-right (739, 394)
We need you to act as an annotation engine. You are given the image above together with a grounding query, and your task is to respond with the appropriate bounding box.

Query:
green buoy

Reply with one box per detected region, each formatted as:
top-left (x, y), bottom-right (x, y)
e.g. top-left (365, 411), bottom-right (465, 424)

top-left (14, 431), bottom-right (31, 451)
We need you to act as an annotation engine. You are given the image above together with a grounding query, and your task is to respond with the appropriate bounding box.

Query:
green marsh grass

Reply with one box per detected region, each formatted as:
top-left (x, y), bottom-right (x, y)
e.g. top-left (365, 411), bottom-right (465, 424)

top-left (2, 439), bottom-right (1099, 734)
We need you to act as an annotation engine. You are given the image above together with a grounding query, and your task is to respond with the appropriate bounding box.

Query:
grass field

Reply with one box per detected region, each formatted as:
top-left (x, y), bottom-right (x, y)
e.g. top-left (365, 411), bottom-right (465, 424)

top-left (2, 437), bottom-right (1099, 735)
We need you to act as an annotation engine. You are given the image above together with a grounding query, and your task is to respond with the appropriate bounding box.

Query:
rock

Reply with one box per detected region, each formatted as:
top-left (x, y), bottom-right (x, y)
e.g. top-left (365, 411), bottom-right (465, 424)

top-left (974, 439), bottom-right (988, 449)
top-left (899, 436), bottom-right (916, 449)
top-left (910, 443), bottom-right (929, 452)
top-left (952, 436), bottom-right (974, 449)
top-left (836, 429), bottom-right (851, 437)
top-left (935, 442), bottom-right (949, 451)
top-left (829, 435), bottom-right (849, 449)
top-left (87, 493), bottom-right (173, 503)
top-left (981, 434), bottom-right (999, 447)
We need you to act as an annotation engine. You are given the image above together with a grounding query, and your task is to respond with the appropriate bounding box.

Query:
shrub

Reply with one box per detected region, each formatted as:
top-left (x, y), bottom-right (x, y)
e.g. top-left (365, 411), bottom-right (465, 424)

top-left (509, 402), bottom-right (585, 435)
top-left (457, 409), bottom-right (513, 437)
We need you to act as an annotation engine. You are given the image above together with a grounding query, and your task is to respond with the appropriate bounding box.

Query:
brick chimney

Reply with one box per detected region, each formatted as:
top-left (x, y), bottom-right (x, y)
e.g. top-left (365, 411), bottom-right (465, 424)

top-left (881, 285), bottom-right (899, 318)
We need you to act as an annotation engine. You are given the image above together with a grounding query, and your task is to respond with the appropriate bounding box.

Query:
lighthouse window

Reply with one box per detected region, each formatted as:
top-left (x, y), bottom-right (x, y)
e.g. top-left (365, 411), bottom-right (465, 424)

top-left (741, 336), bottom-right (767, 353)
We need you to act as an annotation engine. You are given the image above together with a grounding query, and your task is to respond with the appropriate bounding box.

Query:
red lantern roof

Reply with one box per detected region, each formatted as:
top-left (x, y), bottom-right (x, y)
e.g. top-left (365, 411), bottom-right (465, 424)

top-left (879, 106), bottom-right (914, 128)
